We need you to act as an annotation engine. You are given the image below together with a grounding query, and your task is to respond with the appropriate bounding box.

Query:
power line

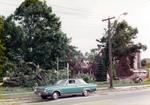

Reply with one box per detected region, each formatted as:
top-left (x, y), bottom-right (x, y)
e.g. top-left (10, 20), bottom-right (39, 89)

top-left (0, 1), bottom-right (101, 27)
top-left (0, 1), bottom-right (99, 18)
top-left (0, 1), bottom-right (91, 14)
top-left (47, 3), bottom-right (90, 14)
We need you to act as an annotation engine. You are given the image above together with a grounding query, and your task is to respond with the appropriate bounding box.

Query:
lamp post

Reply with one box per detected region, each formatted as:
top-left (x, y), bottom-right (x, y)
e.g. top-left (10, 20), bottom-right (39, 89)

top-left (102, 12), bottom-right (128, 89)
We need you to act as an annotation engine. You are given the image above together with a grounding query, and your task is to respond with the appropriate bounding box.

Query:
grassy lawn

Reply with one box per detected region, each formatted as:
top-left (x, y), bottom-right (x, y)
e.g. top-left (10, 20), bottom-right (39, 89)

top-left (0, 87), bottom-right (32, 94)
top-left (0, 79), bottom-right (149, 100)
top-left (94, 79), bottom-right (150, 88)
top-left (0, 87), bottom-right (33, 99)
top-left (144, 79), bottom-right (150, 84)
top-left (0, 88), bottom-right (5, 99)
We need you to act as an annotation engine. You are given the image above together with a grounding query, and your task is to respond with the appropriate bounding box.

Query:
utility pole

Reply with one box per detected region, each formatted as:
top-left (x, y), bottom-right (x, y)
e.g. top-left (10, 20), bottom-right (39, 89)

top-left (102, 16), bottom-right (115, 89)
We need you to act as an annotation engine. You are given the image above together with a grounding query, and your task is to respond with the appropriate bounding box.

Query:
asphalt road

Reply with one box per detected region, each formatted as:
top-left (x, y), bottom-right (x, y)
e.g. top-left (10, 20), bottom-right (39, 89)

top-left (1, 88), bottom-right (150, 105)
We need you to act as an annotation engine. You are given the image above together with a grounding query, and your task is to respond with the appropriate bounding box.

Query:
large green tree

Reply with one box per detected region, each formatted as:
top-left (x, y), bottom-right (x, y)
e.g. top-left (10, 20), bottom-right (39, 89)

top-left (0, 16), bottom-right (6, 79)
top-left (111, 21), bottom-right (146, 58)
top-left (5, 0), bottom-right (70, 70)
top-left (85, 48), bottom-right (99, 63)
top-left (67, 45), bottom-right (84, 62)
top-left (98, 20), bottom-right (146, 59)
top-left (97, 20), bottom-right (146, 79)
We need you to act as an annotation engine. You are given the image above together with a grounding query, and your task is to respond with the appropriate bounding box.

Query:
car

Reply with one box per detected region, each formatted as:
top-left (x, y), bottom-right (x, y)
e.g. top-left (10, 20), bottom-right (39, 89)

top-left (34, 79), bottom-right (97, 100)
top-left (132, 69), bottom-right (149, 83)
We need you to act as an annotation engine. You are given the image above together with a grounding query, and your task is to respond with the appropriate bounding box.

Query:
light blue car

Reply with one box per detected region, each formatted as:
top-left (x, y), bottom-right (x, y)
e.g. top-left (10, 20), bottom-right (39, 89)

top-left (34, 79), bottom-right (97, 100)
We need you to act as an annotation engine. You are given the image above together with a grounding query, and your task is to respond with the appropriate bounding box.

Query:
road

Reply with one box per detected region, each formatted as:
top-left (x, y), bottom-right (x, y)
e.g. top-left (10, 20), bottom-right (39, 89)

top-left (1, 88), bottom-right (150, 105)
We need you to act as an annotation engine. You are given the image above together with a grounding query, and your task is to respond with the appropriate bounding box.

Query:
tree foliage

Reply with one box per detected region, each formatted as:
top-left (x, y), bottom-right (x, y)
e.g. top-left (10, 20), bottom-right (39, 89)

top-left (67, 45), bottom-right (84, 62)
top-left (97, 20), bottom-right (147, 78)
top-left (141, 59), bottom-right (146, 67)
top-left (1, 0), bottom-right (75, 86)
top-left (5, 0), bottom-right (70, 70)
top-left (98, 20), bottom-right (147, 59)
top-left (0, 16), bottom-right (6, 79)
top-left (85, 48), bottom-right (99, 62)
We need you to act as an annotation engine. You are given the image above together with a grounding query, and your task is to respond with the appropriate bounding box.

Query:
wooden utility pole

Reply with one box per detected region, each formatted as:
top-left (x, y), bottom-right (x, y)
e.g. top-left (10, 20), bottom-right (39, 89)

top-left (102, 16), bottom-right (115, 88)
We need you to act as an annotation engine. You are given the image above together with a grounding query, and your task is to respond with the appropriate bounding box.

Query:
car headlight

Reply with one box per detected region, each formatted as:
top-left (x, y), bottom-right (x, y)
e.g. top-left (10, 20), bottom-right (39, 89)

top-left (34, 88), bottom-right (37, 92)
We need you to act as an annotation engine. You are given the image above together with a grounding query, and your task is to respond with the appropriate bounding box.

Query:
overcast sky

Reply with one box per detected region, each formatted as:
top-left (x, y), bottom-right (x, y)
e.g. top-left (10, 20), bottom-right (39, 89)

top-left (0, 0), bottom-right (150, 59)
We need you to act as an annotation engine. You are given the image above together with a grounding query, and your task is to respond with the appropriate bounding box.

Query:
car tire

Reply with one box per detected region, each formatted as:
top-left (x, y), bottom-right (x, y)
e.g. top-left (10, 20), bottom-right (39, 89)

top-left (41, 95), bottom-right (48, 99)
top-left (52, 92), bottom-right (59, 100)
top-left (82, 90), bottom-right (89, 96)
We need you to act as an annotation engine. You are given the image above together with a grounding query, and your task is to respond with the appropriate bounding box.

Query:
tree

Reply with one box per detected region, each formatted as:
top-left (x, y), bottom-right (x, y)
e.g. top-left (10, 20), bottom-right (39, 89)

top-left (5, 0), bottom-right (70, 70)
top-left (2, 0), bottom-right (72, 86)
top-left (0, 16), bottom-right (6, 79)
top-left (141, 59), bottom-right (146, 67)
top-left (67, 45), bottom-right (84, 77)
top-left (111, 21), bottom-right (146, 57)
top-left (85, 48), bottom-right (99, 62)
top-left (97, 20), bottom-right (146, 79)
top-left (111, 21), bottom-right (146, 78)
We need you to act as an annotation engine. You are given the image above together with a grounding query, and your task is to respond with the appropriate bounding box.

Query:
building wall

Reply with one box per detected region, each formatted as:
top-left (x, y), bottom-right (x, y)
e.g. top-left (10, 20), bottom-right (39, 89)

top-left (134, 51), bottom-right (141, 69)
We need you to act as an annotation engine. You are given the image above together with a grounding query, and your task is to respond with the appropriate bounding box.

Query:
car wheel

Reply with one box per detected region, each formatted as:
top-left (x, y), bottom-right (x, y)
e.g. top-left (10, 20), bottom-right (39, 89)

top-left (82, 90), bottom-right (89, 96)
top-left (52, 92), bottom-right (59, 100)
top-left (41, 95), bottom-right (48, 99)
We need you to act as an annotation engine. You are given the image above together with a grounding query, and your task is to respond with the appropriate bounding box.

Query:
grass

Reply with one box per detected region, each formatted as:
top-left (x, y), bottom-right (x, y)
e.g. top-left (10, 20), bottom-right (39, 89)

top-left (0, 87), bottom-right (34, 100)
top-left (94, 79), bottom-right (150, 88)
top-left (0, 87), bottom-right (32, 94)
top-left (144, 78), bottom-right (150, 85)
top-left (0, 88), bottom-right (5, 100)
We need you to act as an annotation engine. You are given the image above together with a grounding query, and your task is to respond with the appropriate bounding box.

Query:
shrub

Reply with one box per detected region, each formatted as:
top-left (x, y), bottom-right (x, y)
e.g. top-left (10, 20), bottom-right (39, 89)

top-left (77, 74), bottom-right (94, 83)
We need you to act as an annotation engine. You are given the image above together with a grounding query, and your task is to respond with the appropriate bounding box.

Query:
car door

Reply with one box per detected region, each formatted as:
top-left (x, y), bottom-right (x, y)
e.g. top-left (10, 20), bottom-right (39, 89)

top-left (75, 79), bottom-right (84, 93)
top-left (61, 79), bottom-right (81, 95)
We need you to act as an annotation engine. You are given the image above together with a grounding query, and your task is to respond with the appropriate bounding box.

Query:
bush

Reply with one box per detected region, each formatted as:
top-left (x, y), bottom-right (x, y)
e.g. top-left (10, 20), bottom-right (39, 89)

top-left (77, 74), bottom-right (94, 83)
top-left (43, 69), bottom-right (69, 85)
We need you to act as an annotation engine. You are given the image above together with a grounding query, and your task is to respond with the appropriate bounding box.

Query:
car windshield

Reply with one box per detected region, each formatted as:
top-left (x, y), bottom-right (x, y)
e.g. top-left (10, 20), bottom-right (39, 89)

top-left (55, 80), bottom-right (66, 86)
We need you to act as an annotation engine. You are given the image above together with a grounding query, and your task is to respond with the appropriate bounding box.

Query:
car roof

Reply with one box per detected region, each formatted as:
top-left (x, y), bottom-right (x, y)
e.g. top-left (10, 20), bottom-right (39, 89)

top-left (59, 78), bottom-right (83, 81)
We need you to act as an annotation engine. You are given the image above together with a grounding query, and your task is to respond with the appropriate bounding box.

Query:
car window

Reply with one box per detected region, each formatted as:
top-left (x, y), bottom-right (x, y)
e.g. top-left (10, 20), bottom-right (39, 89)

top-left (75, 79), bottom-right (81, 85)
top-left (68, 80), bottom-right (75, 84)
top-left (55, 80), bottom-right (66, 85)
top-left (78, 79), bottom-right (87, 84)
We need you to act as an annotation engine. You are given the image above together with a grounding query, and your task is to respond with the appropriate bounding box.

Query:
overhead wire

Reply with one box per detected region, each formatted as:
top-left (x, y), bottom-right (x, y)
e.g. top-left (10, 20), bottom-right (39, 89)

top-left (0, 1), bottom-right (99, 18)
top-left (0, 1), bottom-right (101, 27)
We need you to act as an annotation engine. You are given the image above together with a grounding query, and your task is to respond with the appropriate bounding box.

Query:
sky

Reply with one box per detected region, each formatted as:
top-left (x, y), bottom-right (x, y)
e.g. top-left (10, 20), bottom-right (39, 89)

top-left (0, 0), bottom-right (150, 59)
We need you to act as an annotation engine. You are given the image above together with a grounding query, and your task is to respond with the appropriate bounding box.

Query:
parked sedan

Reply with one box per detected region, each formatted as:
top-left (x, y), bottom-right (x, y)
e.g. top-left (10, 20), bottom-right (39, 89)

top-left (34, 79), bottom-right (97, 100)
